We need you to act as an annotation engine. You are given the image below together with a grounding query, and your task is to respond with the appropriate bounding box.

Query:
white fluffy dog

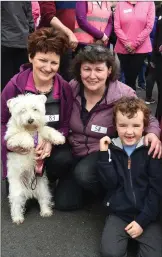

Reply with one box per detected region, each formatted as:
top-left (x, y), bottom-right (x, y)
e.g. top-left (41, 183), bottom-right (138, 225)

top-left (5, 94), bottom-right (65, 224)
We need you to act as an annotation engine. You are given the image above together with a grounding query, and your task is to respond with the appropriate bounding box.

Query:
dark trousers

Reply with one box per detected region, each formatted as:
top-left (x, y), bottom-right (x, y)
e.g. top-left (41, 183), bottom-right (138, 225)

top-left (1, 46), bottom-right (28, 91)
top-left (101, 215), bottom-right (162, 257)
top-left (155, 55), bottom-right (162, 120)
top-left (54, 151), bottom-right (104, 211)
top-left (118, 54), bottom-right (147, 90)
top-left (59, 49), bottom-right (73, 82)
top-left (45, 143), bottom-right (73, 182)
top-left (146, 64), bottom-right (156, 99)
top-left (72, 151), bottom-right (101, 195)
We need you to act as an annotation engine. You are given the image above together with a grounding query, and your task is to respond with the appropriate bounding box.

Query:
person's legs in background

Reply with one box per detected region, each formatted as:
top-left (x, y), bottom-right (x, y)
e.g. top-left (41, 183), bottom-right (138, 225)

top-left (137, 62), bottom-right (147, 90)
top-left (155, 54), bottom-right (162, 120)
top-left (13, 48), bottom-right (28, 74)
top-left (59, 48), bottom-right (73, 82)
top-left (145, 63), bottom-right (156, 104)
top-left (1, 46), bottom-right (28, 91)
top-left (1, 46), bottom-right (14, 91)
top-left (118, 54), bottom-right (147, 91)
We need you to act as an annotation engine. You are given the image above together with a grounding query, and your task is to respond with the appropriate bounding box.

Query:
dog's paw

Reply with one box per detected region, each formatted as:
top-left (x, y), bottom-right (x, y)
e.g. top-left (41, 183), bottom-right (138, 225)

top-left (52, 134), bottom-right (65, 145)
top-left (40, 208), bottom-right (53, 217)
top-left (12, 216), bottom-right (24, 225)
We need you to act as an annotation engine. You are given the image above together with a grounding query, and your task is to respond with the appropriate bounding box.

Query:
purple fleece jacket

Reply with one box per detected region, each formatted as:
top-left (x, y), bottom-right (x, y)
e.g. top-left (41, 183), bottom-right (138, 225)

top-left (75, 1), bottom-right (113, 40)
top-left (1, 64), bottom-right (73, 179)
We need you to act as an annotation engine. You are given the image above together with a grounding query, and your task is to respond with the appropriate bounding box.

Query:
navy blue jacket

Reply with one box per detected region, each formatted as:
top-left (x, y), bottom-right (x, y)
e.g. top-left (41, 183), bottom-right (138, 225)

top-left (97, 137), bottom-right (162, 228)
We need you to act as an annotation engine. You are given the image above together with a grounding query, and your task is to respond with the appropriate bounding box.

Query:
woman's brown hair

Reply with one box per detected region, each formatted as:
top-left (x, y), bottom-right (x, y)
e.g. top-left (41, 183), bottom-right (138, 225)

top-left (28, 27), bottom-right (69, 58)
top-left (70, 44), bottom-right (120, 84)
top-left (113, 97), bottom-right (151, 128)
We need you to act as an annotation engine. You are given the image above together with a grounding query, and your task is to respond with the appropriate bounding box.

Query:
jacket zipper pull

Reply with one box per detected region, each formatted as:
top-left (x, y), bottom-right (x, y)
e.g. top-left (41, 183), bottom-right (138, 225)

top-left (128, 157), bottom-right (131, 169)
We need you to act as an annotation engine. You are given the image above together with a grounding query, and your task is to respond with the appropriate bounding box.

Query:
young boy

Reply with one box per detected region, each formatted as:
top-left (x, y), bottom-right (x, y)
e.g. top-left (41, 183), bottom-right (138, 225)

top-left (98, 97), bottom-right (162, 257)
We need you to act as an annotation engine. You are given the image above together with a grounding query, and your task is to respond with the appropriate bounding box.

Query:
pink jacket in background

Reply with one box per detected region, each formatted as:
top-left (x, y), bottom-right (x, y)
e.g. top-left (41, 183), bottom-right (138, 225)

top-left (32, 1), bottom-right (40, 27)
top-left (114, 1), bottom-right (155, 54)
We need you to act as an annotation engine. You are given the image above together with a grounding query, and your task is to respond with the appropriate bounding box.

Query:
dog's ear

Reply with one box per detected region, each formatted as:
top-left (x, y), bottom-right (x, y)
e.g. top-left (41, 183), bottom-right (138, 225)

top-left (7, 98), bottom-right (19, 113)
top-left (37, 95), bottom-right (47, 104)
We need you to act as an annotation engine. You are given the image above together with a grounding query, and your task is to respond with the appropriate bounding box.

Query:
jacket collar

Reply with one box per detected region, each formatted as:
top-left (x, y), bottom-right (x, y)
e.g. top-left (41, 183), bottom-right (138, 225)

top-left (111, 137), bottom-right (145, 149)
top-left (69, 79), bottom-right (126, 105)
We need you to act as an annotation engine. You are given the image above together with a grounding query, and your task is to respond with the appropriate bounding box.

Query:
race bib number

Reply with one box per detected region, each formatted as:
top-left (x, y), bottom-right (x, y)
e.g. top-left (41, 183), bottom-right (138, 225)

top-left (91, 125), bottom-right (107, 134)
top-left (46, 115), bottom-right (59, 122)
top-left (124, 9), bottom-right (132, 13)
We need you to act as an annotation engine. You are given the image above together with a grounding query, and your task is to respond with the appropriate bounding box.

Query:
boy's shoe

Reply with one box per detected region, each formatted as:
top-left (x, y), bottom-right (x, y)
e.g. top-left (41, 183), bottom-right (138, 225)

top-left (145, 98), bottom-right (155, 104)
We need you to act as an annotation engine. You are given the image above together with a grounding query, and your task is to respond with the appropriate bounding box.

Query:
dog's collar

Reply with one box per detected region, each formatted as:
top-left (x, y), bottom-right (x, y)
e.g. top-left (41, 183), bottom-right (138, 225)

top-left (33, 131), bottom-right (38, 148)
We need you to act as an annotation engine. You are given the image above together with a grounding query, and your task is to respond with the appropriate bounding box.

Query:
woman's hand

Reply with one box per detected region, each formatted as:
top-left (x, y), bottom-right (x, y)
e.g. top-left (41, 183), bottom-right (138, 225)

top-left (7, 145), bottom-right (31, 155)
top-left (125, 43), bottom-right (135, 53)
top-left (67, 31), bottom-right (78, 51)
top-left (35, 140), bottom-right (52, 160)
top-left (144, 133), bottom-right (162, 159)
top-left (100, 136), bottom-right (111, 151)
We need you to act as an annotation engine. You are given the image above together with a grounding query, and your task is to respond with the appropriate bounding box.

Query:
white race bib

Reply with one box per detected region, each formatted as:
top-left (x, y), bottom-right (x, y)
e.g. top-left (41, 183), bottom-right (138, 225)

top-left (46, 115), bottom-right (59, 122)
top-left (124, 9), bottom-right (132, 13)
top-left (91, 125), bottom-right (107, 134)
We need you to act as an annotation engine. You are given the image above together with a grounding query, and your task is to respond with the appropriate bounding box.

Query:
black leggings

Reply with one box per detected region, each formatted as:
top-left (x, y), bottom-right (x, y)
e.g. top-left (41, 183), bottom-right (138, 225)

top-left (118, 53), bottom-right (147, 90)
top-left (45, 143), bottom-right (73, 182)
top-left (1, 46), bottom-right (28, 91)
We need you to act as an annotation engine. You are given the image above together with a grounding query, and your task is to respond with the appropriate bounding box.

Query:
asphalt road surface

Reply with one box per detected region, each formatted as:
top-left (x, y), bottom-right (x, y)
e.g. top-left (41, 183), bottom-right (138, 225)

top-left (1, 86), bottom-right (161, 257)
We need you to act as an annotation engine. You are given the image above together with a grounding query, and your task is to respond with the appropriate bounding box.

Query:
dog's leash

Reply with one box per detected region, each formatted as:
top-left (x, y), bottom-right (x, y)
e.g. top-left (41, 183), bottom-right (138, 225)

top-left (30, 132), bottom-right (39, 190)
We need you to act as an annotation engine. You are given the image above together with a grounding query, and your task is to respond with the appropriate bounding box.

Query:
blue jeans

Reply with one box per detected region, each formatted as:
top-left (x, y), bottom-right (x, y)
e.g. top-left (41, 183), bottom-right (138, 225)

top-left (138, 63), bottom-right (147, 87)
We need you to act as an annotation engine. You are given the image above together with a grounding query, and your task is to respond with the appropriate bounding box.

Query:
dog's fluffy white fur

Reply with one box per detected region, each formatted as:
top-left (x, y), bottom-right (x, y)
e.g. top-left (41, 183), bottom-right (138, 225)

top-left (5, 94), bottom-right (65, 224)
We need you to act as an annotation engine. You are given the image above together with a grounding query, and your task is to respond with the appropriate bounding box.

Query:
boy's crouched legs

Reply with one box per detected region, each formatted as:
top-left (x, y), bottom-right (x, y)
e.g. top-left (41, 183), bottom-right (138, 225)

top-left (136, 222), bottom-right (162, 257)
top-left (101, 215), bottom-right (128, 257)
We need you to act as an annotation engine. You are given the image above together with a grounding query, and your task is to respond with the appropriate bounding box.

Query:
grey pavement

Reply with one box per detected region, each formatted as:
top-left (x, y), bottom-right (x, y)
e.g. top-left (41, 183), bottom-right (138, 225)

top-left (1, 86), bottom-right (160, 257)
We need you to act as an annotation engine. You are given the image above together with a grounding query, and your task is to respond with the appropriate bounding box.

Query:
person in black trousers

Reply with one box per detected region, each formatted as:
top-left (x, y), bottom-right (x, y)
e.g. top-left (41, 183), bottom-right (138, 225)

top-left (1, 2), bottom-right (35, 91)
top-left (152, 4), bottom-right (162, 122)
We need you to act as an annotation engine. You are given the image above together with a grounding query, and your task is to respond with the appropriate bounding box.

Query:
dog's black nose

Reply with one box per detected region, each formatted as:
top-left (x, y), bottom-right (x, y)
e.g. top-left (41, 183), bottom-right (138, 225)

top-left (28, 118), bottom-right (34, 124)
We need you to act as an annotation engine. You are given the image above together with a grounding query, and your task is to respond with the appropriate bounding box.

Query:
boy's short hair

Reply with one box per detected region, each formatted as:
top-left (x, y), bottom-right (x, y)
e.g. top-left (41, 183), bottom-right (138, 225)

top-left (113, 97), bottom-right (150, 127)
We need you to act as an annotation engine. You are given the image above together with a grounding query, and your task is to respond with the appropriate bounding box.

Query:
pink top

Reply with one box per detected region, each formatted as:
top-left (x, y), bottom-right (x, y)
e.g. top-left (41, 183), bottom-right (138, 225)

top-left (31, 1), bottom-right (40, 27)
top-left (114, 1), bottom-right (155, 54)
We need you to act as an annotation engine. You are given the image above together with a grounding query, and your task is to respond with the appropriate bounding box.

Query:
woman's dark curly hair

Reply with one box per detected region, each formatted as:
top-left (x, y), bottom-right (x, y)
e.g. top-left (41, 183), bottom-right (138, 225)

top-left (28, 27), bottom-right (69, 58)
top-left (71, 44), bottom-right (120, 84)
top-left (113, 97), bottom-right (150, 128)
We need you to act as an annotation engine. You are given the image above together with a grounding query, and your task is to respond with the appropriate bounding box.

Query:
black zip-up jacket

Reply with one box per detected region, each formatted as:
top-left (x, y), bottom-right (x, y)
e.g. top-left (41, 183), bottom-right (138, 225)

top-left (97, 137), bottom-right (162, 228)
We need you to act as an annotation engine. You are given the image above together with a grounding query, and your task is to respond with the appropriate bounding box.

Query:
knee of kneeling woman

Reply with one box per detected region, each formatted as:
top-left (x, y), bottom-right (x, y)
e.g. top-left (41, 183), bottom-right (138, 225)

top-left (73, 168), bottom-right (89, 187)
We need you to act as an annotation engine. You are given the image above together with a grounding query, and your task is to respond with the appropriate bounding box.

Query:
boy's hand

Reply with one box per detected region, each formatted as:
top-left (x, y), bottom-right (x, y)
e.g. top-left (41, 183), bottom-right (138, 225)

top-left (100, 136), bottom-right (111, 151)
top-left (125, 221), bottom-right (143, 238)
